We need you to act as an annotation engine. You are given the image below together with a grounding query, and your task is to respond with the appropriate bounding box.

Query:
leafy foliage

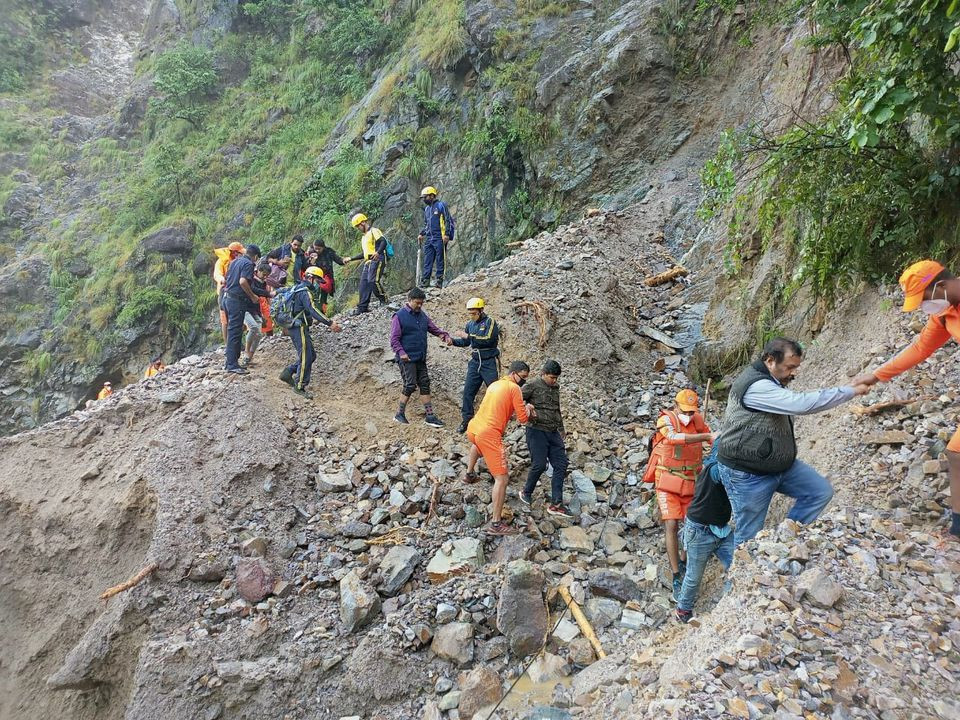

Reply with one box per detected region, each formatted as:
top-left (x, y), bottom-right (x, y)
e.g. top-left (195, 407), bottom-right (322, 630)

top-left (152, 44), bottom-right (219, 127)
top-left (115, 287), bottom-right (186, 330)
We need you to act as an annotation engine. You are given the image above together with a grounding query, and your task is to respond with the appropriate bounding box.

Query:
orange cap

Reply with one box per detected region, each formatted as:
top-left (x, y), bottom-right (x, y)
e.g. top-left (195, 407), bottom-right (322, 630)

top-left (675, 389), bottom-right (699, 411)
top-left (228, 241), bottom-right (245, 253)
top-left (899, 259), bottom-right (944, 311)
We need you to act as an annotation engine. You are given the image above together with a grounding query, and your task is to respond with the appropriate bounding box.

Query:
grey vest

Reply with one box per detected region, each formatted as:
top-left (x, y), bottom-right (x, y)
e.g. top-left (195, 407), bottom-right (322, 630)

top-left (717, 362), bottom-right (797, 475)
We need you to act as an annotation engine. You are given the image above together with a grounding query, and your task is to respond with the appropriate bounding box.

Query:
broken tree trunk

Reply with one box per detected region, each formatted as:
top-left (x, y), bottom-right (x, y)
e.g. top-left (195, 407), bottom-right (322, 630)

top-left (557, 585), bottom-right (606, 659)
top-left (644, 266), bottom-right (688, 287)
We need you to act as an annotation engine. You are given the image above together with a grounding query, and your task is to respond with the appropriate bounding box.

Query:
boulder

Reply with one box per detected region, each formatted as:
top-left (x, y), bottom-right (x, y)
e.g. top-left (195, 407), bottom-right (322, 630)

top-left (796, 567), bottom-right (844, 609)
top-left (141, 222), bottom-right (195, 256)
top-left (491, 535), bottom-right (538, 565)
top-left (339, 569), bottom-right (382, 632)
top-left (236, 559), bottom-right (275, 603)
top-left (458, 666), bottom-right (502, 720)
top-left (431, 622), bottom-right (474, 666)
top-left (584, 597), bottom-right (622, 629)
top-left (587, 568), bottom-right (641, 602)
top-left (569, 470), bottom-right (597, 507)
top-left (558, 526), bottom-right (594, 553)
top-left (571, 653), bottom-right (627, 696)
top-left (379, 545), bottom-right (421, 596)
top-left (427, 538), bottom-right (484, 583)
top-left (567, 637), bottom-right (596, 666)
top-left (317, 471), bottom-right (353, 493)
top-left (583, 463), bottom-right (613, 485)
top-left (496, 561), bottom-right (548, 657)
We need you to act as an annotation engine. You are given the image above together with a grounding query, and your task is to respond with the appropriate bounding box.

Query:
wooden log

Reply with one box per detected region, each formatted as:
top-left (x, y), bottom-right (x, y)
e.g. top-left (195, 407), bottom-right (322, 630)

top-left (644, 266), bottom-right (688, 287)
top-left (557, 585), bottom-right (606, 659)
top-left (100, 563), bottom-right (159, 600)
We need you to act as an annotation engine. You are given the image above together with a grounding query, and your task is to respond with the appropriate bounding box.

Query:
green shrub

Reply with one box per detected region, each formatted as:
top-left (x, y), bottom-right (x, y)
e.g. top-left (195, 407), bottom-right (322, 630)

top-left (413, 0), bottom-right (468, 69)
top-left (152, 43), bottom-right (219, 127)
top-left (116, 287), bottom-right (185, 329)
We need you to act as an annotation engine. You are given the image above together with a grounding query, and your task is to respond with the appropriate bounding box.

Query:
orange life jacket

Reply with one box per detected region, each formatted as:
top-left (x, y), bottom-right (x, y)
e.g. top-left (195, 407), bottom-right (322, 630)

top-left (648, 409), bottom-right (709, 497)
top-left (144, 363), bottom-right (164, 379)
top-left (97, 387), bottom-right (112, 400)
top-left (259, 296), bottom-right (273, 333)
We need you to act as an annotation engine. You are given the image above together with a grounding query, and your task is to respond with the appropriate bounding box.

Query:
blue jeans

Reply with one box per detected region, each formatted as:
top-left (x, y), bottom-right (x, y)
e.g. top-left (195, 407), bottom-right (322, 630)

top-left (718, 460), bottom-right (833, 546)
top-left (523, 427), bottom-right (568, 504)
top-left (676, 520), bottom-right (734, 612)
top-left (461, 355), bottom-right (498, 424)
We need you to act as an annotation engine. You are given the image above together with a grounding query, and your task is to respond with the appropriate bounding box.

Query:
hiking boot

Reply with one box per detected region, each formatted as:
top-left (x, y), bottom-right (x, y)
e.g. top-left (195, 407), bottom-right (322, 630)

top-left (519, 491), bottom-right (533, 507)
top-left (485, 521), bottom-right (517, 536)
top-left (394, 411), bottom-right (409, 424)
top-left (671, 574), bottom-right (683, 604)
top-left (226, 367), bottom-right (249, 375)
top-left (547, 503), bottom-right (574, 519)
top-left (425, 414), bottom-right (444, 428)
top-left (292, 386), bottom-right (313, 399)
top-left (676, 608), bottom-right (693, 624)
top-left (279, 368), bottom-right (294, 386)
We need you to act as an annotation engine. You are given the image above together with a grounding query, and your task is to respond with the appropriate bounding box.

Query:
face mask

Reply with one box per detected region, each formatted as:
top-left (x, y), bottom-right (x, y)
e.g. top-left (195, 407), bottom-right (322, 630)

top-left (920, 281), bottom-right (951, 315)
top-left (516, 376), bottom-right (527, 387)
top-left (677, 413), bottom-right (691, 425)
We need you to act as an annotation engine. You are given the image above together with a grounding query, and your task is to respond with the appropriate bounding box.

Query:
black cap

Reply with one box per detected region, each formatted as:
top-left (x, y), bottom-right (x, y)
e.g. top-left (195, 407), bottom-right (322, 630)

top-left (246, 244), bottom-right (262, 258)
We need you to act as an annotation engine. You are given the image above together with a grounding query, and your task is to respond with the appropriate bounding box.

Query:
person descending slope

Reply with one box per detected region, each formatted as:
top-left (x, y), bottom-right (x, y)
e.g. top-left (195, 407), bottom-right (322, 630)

top-left (278, 266), bottom-right (342, 398)
top-left (144, 358), bottom-right (165, 379)
top-left (644, 389), bottom-right (714, 602)
top-left (346, 213), bottom-right (389, 314)
top-left (452, 297), bottom-right (501, 433)
top-left (852, 260), bottom-right (960, 541)
top-left (418, 185), bottom-right (455, 289)
top-left (213, 241), bottom-right (245, 345)
top-left (222, 244), bottom-right (263, 375)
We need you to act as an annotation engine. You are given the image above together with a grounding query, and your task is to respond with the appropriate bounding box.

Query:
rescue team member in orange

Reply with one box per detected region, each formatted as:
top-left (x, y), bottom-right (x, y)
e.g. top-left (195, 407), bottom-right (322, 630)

top-left (144, 358), bottom-right (165, 379)
top-left (463, 361), bottom-right (535, 536)
top-left (213, 241), bottom-right (245, 345)
top-left (644, 389), bottom-right (714, 602)
top-left (97, 381), bottom-right (113, 400)
top-left (853, 260), bottom-right (960, 540)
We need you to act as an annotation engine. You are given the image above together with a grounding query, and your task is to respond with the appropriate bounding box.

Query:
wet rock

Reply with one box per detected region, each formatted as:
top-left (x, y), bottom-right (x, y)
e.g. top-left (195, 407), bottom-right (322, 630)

top-left (458, 665), bottom-right (502, 720)
top-left (431, 622), bottom-right (474, 666)
top-left (141, 222), bottom-right (195, 257)
top-left (339, 569), bottom-right (382, 632)
top-left (427, 538), bottom-right (484, 583)
top-left (558, 526), bottom-right (594, 553)
top-left (379, 545), bottom-right (421, 596)
top-left (571, 653), bottom-right (627, 696)
top-left (236, 559), bottom-right (275, 603)
top-left (587, 568), bottom-right (640, 602)
top-left (528, 652), bottom-right (569, 683)
top-left (496, 560), bottom-right (548, 657)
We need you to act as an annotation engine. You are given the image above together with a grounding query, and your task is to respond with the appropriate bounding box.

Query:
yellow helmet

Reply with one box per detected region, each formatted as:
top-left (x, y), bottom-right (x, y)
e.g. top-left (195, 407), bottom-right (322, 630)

top-left (420, 186), bottom-right (438, 197)
top-left (304, 266), bottom-right (324, 279)
top-left (466, 297), bottom-right (485, 310)
top-left (350, 213), bottom-right (368, 228)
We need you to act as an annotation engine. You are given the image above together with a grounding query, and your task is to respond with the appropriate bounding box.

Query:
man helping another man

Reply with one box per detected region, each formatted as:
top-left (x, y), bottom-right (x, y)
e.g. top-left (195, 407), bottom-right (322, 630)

top-left (452, 297), bottom-right (501, 433)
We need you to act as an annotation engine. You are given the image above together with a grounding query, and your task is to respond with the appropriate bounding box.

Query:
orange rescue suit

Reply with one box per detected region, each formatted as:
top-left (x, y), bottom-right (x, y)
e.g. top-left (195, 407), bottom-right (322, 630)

top-left (645, 409), bottom-right (710, 497)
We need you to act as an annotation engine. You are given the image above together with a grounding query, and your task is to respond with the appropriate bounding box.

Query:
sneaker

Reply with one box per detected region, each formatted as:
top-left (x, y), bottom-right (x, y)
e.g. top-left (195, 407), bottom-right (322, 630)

top-left (226, 367), bottom-right (248, 375)
top-left (519, 491), bottom-right (533, 507)
top-left (547, 503), bottom-right (574, 519)
top-left (292, 386), bottom-right (313, 399)
top-left (279, 368), bottom-right (294, 386)
top-left (394, 412), bottom-right (409, 424)
top-left (671, 575), bottom-right (683, 604)
top-left (485, 521), bottom-right (518, 536)
top-left (676, 608), bottom-right (693, 624)
top-left (457, 421), bottom-right (469, 434)
top-left (425, 414), bottom-right (445, 428)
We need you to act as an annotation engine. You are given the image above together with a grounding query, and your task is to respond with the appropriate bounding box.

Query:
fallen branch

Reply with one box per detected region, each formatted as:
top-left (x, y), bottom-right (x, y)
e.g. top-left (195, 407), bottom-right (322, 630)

top-left (366, 526), bottom-right (425, 546)
top-left (644, 266), bottom-right (688, 287)
top-left (100, 563), bottom-right (158, 600)
top-left (514, 300), bottom-right (555, 349)
top-left (850, 396), bottom-right (930, 416)
top-left (557, 585), bottom-right (606, 659)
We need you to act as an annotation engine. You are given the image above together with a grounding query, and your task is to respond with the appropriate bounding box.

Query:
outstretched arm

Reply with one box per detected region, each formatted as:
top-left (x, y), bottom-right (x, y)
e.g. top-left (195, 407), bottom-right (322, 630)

top-left (743, 379), bottom-right (858, 416)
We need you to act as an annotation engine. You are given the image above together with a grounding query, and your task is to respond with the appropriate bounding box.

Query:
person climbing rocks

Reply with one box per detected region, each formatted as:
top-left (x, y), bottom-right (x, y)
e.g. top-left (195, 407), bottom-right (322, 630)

top-left (520, 360), bottom-right (574, 519)
top-left (279, 266), bottom-right (342, 398)
top-left (255, 260), bottom-right (275, 335)
top-left (144, 358), bottom-right (165, 379)
top-left (643, 389), bottom-right (714, 602)
top-left (213, 241), bottom-right (245, 345)
top-left (390, 286), bottom-right (452, 427)
top-left (306, 239), bottom-right (345, 314)
top-left (97, 381), bottom-right (113, 400)
top-left (266, 233), bottom-right (306, 285)
top-left (464, 361), bottom-right (535, 536)
top-left (716, 337), bottom-right (870, 546)
top-left (452, 297), bottom-right (501, 433)
top-left (675, 445), bottom-right (733, 624)
top-left (240, 261), bottom-right (274, 368)
top-left (222, 244), bottom-right (263, 375)
top-left (346, 213), bottom-right (389, 314)
top-left (418, 185), bottom-right (455, 289)
top-left (851, 260), bottom-right (960, 541)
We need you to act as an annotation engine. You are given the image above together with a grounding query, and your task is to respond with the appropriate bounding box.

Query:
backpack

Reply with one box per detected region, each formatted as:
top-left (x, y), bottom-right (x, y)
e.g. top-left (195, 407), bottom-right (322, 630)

top-left (270, 285), bottom-right (308, 329)
top-left (384, 239), bottom-right (395, 259)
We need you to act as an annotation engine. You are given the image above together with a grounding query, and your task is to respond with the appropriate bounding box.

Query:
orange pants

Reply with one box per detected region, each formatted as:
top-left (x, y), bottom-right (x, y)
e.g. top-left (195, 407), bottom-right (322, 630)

top-left (467, 428), bottom-right (508, 476)
top-left (949, 426), bottom-right (960, 453)
top-left (657, 490), bottom-right (692, 521)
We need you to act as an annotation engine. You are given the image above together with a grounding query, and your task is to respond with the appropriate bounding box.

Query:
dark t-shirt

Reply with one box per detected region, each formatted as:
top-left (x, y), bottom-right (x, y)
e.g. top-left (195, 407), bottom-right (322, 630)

top-left (224, 255), bottom-right (254, 296)
top-left (685, 461), bottom-right (731, 527)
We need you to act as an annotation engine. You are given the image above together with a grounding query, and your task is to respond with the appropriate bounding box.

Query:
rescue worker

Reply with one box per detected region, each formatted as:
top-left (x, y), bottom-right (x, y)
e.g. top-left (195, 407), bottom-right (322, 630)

top-left (144, 358), bottom-right (165, 379)
top-left (520, 360), bottom-right (573, 519)
top-left (266, 234), bottom-right (306, 285)
top-left (307, 239), bottom-right (345, 314)
top-left (643, 389), bottom-right (714, 602)
top-left (346, 213), bottom-right (388, 314)
top-left (463, 361), bottom-right (535, 536)
top-left (418, 185), bottom-right (455, 288)
top-left (278, 266), bottom-right (342, 398)
top-left (222, 244), bottom-right (263, 375)
top-left (390, 286), bottom-right (453, 427)
top-left (213, 241), bottom-right (245, 345)
top-left (96, 381), bottom-right (113, 400)
top-left (852, 260), bottom-right (960, 540)
top-left (452, 297), bottom-right (501, 433)
top-left (717, 338), bottom-right (869, 546)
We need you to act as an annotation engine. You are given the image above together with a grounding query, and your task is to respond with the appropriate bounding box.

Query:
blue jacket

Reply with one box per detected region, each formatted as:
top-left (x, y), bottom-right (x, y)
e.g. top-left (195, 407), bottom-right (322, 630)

top-left (452, 313), bottom-right (500, 360)
top-left (421, 200), bottom-right (455, 244)
top-left (290, 282), bottom-right (331, 328)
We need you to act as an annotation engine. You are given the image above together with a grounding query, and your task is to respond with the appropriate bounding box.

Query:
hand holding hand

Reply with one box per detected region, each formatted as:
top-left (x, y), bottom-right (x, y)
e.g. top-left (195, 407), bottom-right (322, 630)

top-left (851, 372), bottom-right (879, 387)
top-left (851, 383), bottom-right (872, 396)
top-left (454, 331), bottom-right (468, 340)
top-left (444, 336), bottom-right (454, 346)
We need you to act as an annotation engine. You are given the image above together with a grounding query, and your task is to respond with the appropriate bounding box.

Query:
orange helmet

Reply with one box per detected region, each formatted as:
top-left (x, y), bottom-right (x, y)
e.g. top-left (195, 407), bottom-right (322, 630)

top-left (675, 389), bottom-right (699, 412)
top-left (228, 241), bottom-right (245, 253)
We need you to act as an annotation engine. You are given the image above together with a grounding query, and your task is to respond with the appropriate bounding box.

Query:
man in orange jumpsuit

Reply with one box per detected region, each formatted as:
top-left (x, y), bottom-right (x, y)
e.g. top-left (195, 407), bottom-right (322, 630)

top-left (464, 360), bottom-right (535, 536)
top-left (854, 260), bottom-right (960, 541)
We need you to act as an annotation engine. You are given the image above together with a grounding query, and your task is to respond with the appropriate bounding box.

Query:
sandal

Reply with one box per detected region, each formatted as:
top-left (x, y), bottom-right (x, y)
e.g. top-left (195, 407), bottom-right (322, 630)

top-left (485, 521), bottom-right (518, 536)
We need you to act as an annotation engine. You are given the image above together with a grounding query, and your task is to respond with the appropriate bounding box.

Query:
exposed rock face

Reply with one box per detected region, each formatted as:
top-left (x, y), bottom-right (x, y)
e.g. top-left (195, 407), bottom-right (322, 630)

top-left (496, 560), bottom-right (548, 657)
top-left (141, 222), bottom-right (196, 258)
